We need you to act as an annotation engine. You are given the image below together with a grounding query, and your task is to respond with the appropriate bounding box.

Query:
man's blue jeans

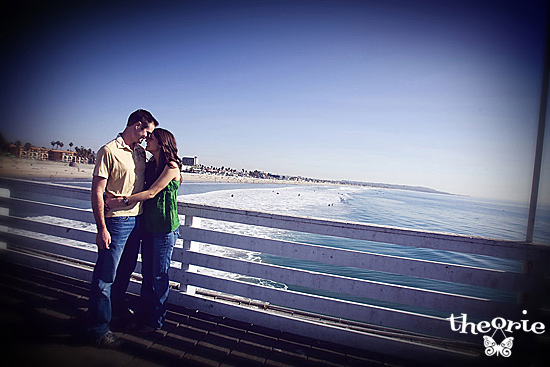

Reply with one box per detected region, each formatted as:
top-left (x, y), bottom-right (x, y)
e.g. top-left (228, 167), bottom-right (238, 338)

top-left (87, 215), bottom-right (142, 338)
top-left (140, 229), bottom-right (178, 329)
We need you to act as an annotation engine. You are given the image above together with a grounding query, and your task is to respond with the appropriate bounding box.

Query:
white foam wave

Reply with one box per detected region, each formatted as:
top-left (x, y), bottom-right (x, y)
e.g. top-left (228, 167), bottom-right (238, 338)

top-left (179, 185), bottom-right (353, 217)
top-left (177, 185), bottom-right (355, 290)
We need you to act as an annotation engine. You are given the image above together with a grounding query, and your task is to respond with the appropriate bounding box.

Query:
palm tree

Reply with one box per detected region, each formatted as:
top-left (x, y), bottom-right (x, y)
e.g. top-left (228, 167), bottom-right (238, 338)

top-left (51, 141), bottom-right (56, 149)
top-left (0, 133), bottom-right (9, 153)
top-left (69, 142), bottom-right (73, 151)
top-left (51, 141), bottom-right (63, 149)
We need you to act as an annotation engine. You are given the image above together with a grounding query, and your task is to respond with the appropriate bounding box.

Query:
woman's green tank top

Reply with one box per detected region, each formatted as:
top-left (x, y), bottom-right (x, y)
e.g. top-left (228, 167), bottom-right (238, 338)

top-left (144, 179), bottom-right (180, 233)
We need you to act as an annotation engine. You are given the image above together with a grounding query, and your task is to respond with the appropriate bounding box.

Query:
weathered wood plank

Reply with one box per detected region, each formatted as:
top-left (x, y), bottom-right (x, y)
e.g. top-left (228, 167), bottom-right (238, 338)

top-left (181, 271), bottom-right (468, 340)
top-left (0, 177), bottom-right (90, 201)
top-left (0, 231), bottom-right (97, 263)
top-left (0, 215), bottom-right (96, 243)
top-left (177, 202), bottom-right (550, 263)
top-left (0, 196), bottom-right (94, 223)
top-left (179, 226), bottom-right (535, 293)
top-left (184, 251), bottom-right (515, 318)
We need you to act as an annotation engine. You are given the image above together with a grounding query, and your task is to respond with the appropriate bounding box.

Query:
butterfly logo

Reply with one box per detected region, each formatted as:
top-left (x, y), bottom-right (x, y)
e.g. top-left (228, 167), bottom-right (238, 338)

top-left (483, 335), bottom-right (514, 357)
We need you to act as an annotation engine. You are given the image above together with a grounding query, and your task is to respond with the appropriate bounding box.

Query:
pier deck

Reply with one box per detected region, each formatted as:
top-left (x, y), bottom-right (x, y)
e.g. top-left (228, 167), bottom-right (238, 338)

top-left (0, 259), bottom-right (422, 367)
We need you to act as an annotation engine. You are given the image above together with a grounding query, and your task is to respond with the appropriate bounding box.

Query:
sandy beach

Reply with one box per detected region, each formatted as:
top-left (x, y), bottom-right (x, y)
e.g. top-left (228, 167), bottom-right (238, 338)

top-left (0, 156), bottom-right (95, 180)
top-left (0, 156), bottom-right (305, 185)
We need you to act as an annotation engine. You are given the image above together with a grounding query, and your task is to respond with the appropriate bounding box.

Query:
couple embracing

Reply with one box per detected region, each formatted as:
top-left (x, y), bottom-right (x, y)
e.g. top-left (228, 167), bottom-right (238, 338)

top-left (87, 109), bottom-right (181, 347)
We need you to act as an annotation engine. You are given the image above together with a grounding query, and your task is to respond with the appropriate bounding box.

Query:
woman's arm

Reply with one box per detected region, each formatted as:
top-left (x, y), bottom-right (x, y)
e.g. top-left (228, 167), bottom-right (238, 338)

top-left (106, 163), bottom-right (180, 209)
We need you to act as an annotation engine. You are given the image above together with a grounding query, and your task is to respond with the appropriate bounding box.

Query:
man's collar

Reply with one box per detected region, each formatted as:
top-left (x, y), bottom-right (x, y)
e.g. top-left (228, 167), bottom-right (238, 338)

top-left (115, 133), bottom-right (133, 151)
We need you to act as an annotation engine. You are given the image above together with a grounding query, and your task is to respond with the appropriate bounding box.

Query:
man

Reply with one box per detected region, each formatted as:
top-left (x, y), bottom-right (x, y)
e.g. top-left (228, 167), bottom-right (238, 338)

top-left (88, 109), bottom-right (158, 347)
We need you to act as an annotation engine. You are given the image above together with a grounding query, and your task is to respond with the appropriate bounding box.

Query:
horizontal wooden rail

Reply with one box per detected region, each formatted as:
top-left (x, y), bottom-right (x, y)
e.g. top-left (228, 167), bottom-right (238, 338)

top-left (0, 177), bottom-right (90, 201)
top-left (0, 196), bottom-right (94, 223)
top-left (0, 231), bottom-right (97, 264)
top-left (184, 250), bottom-right (510, 318)
top-left (180, 270), bottom-right (461, 339)
top-left (0, 215), bottom-right (96, 243)
top-left (177, 202), bottom-right (549, 266)
top-left (178, 226), bottom-right (535, 293)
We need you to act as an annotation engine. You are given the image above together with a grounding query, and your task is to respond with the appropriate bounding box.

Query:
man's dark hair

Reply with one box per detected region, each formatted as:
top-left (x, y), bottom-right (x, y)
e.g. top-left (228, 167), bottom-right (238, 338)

top-left (127, 109), bottom-right (159, 127)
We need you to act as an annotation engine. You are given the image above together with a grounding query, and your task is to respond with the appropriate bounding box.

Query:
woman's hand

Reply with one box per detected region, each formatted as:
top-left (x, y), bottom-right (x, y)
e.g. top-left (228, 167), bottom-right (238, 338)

top-left (105, 196), bottom-right (124, 211)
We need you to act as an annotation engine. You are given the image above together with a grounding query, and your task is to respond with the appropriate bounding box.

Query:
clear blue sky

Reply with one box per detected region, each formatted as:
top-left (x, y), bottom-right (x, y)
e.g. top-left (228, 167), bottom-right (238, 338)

top-left (1, 0), bottom-right (549, 203)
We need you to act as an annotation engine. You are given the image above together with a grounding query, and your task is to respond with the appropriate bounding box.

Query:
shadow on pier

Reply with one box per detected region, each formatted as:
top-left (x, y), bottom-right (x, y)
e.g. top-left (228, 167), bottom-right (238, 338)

top-left (0, 258), bottom-right (425, 367)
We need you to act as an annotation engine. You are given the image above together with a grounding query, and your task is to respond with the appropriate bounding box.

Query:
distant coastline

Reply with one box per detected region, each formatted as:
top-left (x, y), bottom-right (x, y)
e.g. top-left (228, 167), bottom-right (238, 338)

top-left (338, 180), bottom-right (453, 195)
top-left (0, 156), bottom-right (452, 195)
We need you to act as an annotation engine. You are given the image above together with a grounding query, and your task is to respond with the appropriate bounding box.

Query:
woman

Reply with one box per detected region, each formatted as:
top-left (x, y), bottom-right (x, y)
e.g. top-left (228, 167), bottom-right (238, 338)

top-left (106, 128), bottom-right (181, 332)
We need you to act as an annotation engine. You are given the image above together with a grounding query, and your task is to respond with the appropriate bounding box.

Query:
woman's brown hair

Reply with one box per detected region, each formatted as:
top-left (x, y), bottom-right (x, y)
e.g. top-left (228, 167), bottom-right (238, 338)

top-left (152, 128), bottom-right (182, 171)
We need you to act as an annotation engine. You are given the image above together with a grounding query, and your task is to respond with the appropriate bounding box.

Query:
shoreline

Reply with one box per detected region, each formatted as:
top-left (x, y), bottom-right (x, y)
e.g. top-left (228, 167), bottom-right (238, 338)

top-left (0, 156), bottom-right (321, 186)
top-left (0, 156), bottom-right (456, 194)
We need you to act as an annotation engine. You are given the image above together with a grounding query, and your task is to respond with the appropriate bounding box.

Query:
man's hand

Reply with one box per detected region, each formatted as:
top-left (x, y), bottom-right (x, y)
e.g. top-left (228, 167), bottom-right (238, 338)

top-left (92, 176), bottom-right (109, 249)
top-left (96, 227), bottom-right (112, 250)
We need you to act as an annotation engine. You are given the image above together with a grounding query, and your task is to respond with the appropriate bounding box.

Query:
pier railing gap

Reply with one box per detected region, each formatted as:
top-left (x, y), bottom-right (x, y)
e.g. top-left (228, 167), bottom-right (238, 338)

top-left (1, 177), bottom-right (548, 364)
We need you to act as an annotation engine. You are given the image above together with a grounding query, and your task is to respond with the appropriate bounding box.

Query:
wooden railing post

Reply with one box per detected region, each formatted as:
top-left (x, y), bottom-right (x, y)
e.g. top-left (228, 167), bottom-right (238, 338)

top-left (0, 187), bottom-right (10, 251)
top-left (179, 214), bottom-right (195, 294)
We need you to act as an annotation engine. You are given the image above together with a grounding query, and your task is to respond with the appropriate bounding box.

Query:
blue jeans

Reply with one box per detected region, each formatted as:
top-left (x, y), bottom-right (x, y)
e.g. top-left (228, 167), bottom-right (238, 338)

top-left (140, 229), bottom-right (178, 329)
top-left (87, 215), bottom-right (142, 338)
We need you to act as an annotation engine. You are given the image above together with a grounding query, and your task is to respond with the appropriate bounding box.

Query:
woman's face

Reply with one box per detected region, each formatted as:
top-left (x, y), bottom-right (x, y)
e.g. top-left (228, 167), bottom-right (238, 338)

top-left (145, 133), bottom-right (159, 153)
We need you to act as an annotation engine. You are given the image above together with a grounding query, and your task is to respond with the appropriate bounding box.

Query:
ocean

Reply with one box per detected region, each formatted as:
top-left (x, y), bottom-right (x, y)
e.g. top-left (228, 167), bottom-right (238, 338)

top-left (178, 182), bottom-right (550, 244)
top-left (17, 180), bottom-right (550, 312)
top-left (175, 182), bottom-right (550, 308)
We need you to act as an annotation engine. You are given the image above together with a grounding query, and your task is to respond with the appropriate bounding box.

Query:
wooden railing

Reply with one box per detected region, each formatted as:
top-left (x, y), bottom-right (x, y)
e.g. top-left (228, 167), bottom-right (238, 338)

top-left (1, 177), bottom-right (548, 364)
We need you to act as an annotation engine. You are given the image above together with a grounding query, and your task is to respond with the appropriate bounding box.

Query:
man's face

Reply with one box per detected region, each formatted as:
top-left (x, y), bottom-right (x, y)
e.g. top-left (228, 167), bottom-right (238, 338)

top-left (134, 121), bottom-right (155, 144)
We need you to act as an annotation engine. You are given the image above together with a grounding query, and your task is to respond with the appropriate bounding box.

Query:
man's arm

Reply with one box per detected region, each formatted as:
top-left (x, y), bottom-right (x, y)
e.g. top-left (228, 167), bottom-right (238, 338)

top-left (91, 175), bottom-right (111, 250)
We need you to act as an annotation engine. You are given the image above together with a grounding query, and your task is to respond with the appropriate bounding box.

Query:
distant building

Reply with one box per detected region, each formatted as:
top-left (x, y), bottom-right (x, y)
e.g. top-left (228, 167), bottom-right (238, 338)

top-left (9, 144), bottom-right (49, 160)
top-left (48, 150), bottom-right (89, 164)
top-left (9, 144), bottom-right (93, 164)
top-left (48, 150), bottom-right (76, 163)
top-left (182, 156), bottom-right (198, 166)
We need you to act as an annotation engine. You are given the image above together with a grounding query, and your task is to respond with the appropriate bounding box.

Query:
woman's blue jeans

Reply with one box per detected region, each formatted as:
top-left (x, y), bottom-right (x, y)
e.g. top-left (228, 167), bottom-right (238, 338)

top-left (87, 215), bottom-right (142, 338)
top-left (140, 229), bottom-right (178, 329)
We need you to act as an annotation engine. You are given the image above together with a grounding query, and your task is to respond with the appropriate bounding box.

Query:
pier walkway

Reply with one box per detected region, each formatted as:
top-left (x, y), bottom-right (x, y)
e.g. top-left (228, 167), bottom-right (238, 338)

top-left (0, 259), bottom-right (423, 367)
